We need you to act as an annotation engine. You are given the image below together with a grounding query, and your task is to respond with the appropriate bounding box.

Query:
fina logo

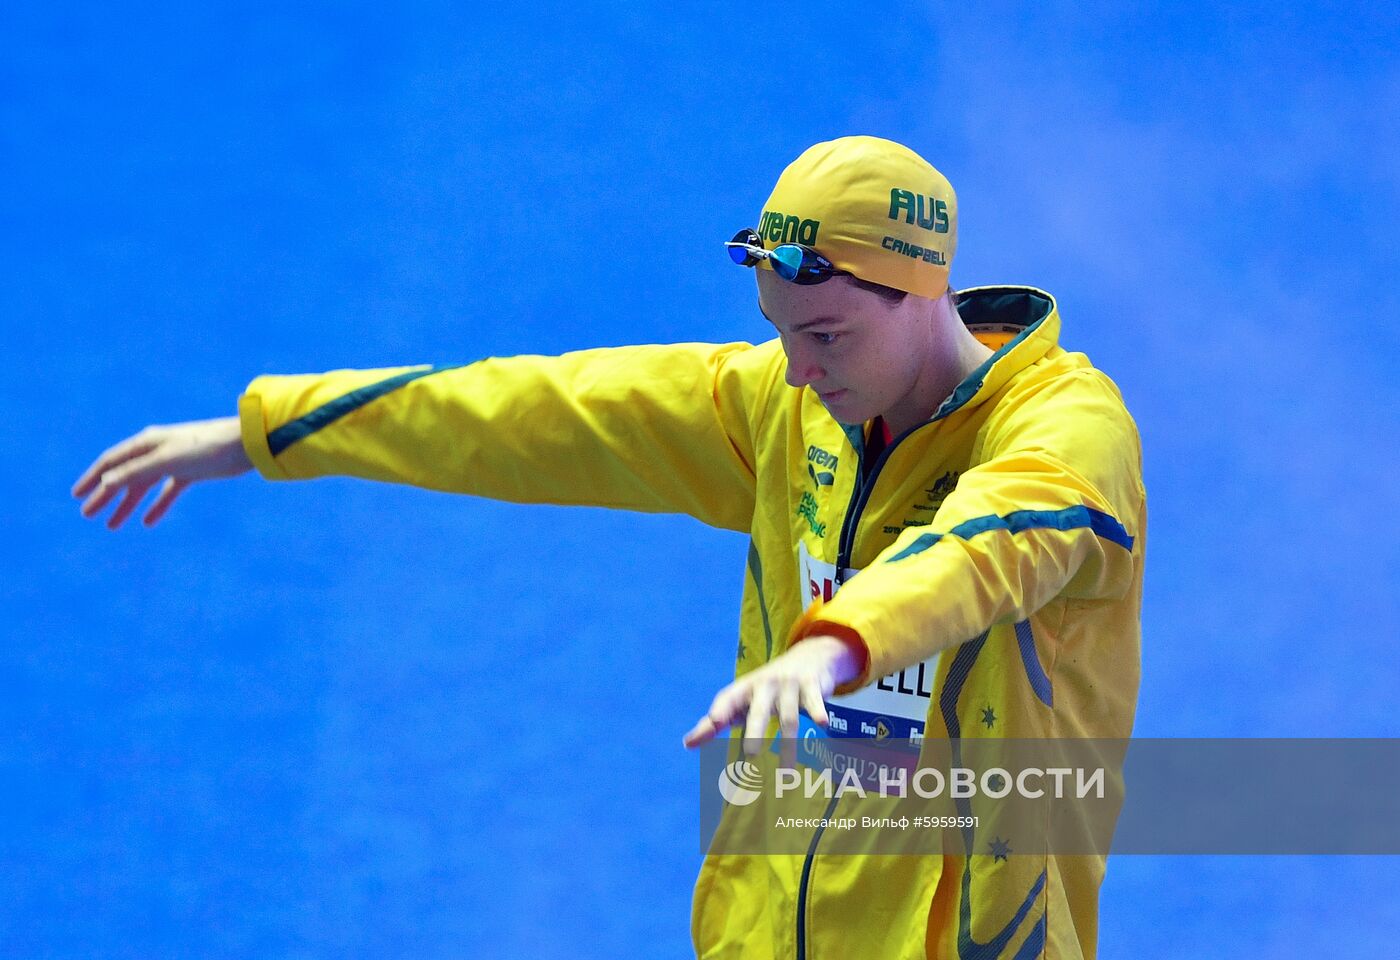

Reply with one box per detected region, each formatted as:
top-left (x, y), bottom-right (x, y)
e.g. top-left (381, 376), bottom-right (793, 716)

top-left (717, 760), bottom-right (764, 806)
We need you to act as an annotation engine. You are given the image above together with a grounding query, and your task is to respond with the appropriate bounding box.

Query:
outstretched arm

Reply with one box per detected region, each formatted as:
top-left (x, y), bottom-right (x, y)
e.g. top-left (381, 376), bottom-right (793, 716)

top-left (233, 342), bottom-right (776, 531)
top-left (74, 340), bottom-right (782, 532)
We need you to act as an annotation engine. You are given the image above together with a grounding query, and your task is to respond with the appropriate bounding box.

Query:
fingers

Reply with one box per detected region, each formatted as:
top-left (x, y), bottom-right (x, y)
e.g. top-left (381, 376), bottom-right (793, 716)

top-left (778, 683), bottom-right (801, 768)
top-left (79, 449), bottom-right (165, 522)
top-left (104, 477), bottom-right (160, 531)
top-left (685, 678), bottom-right (822, 752)
top-left (743, 681), bottom-right (776, 756)
top-left (778, 683), bottom-right (800, 741)
top-left (800, 677), bottom-right (830, 728)
top-left (682, 691), bottom-right (737, 748)
top-left (682, 715), bottom-right (718, 749)
top-left (72, 430), bottom-right (158, 498)
top-left (79, 474), bottom-right (124, 519)
top-left (684, 648), bottom-right (842, 752)
top-left (683, 680), bottom-right (755, 749)
top-left (142, 476), bottom-right (189, 527)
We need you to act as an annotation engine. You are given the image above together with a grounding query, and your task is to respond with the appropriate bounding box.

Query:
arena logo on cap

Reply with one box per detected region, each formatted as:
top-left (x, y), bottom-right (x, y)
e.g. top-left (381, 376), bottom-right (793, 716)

top-left (759, 210), bottom-right (820, 245)
top-left (887, 189), bottom-right (950, 234)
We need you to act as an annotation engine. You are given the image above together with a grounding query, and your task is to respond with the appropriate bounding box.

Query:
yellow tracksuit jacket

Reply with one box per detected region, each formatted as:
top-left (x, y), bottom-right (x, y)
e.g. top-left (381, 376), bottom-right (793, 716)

top-left (237, 284), bottom-right (1145, 960)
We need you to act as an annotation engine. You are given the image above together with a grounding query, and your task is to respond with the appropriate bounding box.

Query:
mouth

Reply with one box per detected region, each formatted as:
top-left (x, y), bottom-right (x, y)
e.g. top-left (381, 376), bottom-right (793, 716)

top-left (817, 389), bottom-right (848, 402)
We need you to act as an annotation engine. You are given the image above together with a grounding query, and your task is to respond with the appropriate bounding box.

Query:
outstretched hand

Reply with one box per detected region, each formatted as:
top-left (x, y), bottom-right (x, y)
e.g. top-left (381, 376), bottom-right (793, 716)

top-left (682, 634), bottom-right (865, 754)
top-left (71, 416), bottom-right (253, 529)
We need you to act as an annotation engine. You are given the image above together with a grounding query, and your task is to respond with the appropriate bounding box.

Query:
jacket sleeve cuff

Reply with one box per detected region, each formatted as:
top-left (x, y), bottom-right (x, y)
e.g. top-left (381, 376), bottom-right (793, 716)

top-left (237, 387), bottom-right (289, 480)
top-left (787, 602), bottom-right (872, 696)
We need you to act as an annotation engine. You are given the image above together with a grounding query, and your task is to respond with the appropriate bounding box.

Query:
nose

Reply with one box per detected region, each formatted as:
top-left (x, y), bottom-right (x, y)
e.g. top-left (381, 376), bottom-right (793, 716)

top-left (783, 341), bottom-right (826, 389)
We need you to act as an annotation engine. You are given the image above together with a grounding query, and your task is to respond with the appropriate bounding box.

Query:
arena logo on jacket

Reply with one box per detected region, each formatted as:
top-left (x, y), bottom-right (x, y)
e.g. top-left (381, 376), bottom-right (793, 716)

top-left (805, 444), bottom-right (838, 488)
top-left (796, 542), bottom-right (938, 745)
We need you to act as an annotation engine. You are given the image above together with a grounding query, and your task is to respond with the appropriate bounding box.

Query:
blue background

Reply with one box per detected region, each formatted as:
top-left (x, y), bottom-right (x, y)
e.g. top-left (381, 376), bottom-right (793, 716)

top-left (6, 2), bottom-right (1399, 956)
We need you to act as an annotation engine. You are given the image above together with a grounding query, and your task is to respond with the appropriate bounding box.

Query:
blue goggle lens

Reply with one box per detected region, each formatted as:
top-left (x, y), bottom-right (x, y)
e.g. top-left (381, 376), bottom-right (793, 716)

top-left (769, 245), bottom-right (804, 281)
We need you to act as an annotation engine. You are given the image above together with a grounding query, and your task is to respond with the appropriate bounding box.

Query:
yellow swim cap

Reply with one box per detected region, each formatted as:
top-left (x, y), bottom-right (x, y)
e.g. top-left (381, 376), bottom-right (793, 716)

top-left (755, 136), bottom-right (957, 300)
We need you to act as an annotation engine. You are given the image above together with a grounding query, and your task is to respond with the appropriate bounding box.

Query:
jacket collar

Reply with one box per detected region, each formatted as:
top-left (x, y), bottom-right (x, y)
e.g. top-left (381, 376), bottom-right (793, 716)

top-left (931, 284), bottom-right (1060, 421)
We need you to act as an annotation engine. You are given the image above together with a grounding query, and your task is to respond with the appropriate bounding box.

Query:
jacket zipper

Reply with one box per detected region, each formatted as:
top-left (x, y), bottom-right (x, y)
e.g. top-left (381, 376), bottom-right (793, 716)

top-left (836, 421), bottom-right (925, 581)
top-left (795, 418), bottom-right (929, 959)
top-left (795, 793), bottom-right (841, 960)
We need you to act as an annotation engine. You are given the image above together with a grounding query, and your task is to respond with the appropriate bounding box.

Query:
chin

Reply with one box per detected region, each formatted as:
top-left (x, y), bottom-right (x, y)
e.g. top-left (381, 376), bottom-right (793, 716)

top-left (818, 393), bottom-right (869, 423)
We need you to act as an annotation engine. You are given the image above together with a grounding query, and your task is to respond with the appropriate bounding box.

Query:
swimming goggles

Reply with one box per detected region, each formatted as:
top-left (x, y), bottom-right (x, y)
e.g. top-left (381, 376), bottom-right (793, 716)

top-left (725, 227), bottom-right (845, 285)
